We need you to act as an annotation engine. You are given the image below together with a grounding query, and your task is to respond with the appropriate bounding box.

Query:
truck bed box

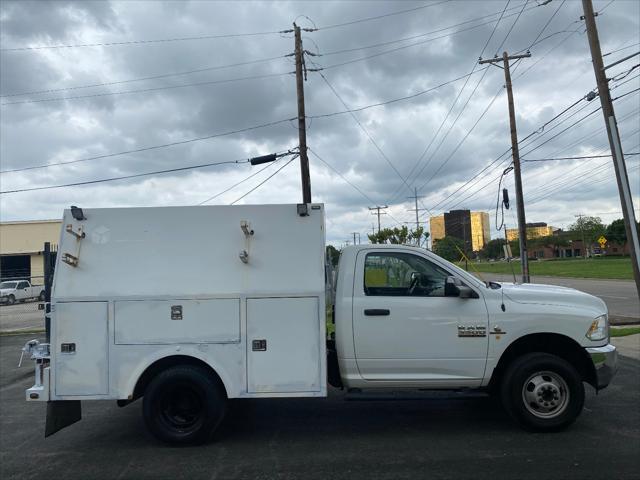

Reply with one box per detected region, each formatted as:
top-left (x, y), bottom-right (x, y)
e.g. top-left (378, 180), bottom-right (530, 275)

top-left (50, 204), bottom-right (327, 400)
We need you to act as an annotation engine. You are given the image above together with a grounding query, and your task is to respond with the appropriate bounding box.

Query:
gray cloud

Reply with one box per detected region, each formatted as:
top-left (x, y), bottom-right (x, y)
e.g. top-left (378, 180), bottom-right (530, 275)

top-left (1, 0), bottom-right (638, 245)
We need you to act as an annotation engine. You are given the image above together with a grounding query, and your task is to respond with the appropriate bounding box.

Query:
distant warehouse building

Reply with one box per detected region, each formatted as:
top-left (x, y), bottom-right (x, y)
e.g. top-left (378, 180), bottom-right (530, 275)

top-left (429, 210), bottom-right (490, 252)
top-left (0, 220), bottom-right (62, 281)
top-left (506, 222), bottom-right (558, 242)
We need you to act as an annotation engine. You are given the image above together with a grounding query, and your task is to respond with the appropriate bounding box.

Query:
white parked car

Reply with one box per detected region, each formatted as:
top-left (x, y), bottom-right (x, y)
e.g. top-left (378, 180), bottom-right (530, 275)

top-left (0, 280), bottom-right (44, 304)
top-left (23, 204), bottom-right (617, 444)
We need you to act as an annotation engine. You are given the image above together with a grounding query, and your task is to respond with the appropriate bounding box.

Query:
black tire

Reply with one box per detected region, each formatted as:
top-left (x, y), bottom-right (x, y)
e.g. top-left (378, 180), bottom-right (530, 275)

top-left (7, 295), bottom-right (15, 305)
top-left (500, 352), bottom-right (584, 432)
top-left (39, 291), bottom-right (45, 301)
top-left (142, 365), bottom-right (227, 445)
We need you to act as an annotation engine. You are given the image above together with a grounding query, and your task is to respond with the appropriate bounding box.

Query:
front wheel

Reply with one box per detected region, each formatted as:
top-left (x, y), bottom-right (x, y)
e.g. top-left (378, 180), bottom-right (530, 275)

top-left (142, 365), bottom-right (226, 445)
top-left (501, 352), bottom-right (584, 432)
top-left (7, 295), bottom-right (15, 305)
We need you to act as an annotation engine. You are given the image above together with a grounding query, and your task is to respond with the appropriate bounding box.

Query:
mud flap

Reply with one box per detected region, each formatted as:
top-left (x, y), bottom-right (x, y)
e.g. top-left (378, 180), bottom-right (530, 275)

top-left (45, 400), bottom-right (81, 437)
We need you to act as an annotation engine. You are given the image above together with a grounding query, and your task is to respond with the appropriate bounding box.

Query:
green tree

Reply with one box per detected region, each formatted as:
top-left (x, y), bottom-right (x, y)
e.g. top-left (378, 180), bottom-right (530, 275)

top-left (528, 235), bottom-right (570, 249)
top-left (326, 245), bottom-right (340, 267)
top-left (605, 219), bottom-right (640, 250)
top-left (606, 219), bottom-right (626, 245)
top-left (480, 238), bottom-right (507, 259)
top-left (368, 226), bottom-right (429, 246)
top-left (568, 216), bottom-right (605, 256)
top-left (432, 236), bottom-right (465, 262)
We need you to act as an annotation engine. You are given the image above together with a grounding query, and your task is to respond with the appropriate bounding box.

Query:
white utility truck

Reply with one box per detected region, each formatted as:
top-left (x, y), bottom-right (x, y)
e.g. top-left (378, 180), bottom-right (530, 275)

top-left (24, 204), bottom-right (617, 444)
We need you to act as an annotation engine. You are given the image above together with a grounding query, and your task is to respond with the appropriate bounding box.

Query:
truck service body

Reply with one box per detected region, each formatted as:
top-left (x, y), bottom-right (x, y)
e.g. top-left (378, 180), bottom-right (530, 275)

top-left (24, 204), bottom-right (618, 443)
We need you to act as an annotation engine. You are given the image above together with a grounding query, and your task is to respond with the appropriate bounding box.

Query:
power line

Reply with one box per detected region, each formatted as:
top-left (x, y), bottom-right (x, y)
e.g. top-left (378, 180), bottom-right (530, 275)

top-left (519, 0), bottom-right (566, 52)
top-left (309, 147), bottom-right (405, 227)
top-left (0, 158), bottom-right (251, 194)
top-left (448, 108), bottom-right (640, 212)
top-left (308, 147), bottom-right (376, 205)
top-left (317, 71), bottom-right (432, 217)
top-left (598, 0), bottom-right (615, 14)
top-left (386, 0), bottom-right (513, 206)
top-left (1, 8), bottom-right (536, 106)
top-left (522, 125), bottom-right (640, 202)
top-left (320, 6), bottom-right (542, 73)
top-left (198, 158), bottom-right (282, 205)
top-left (1, 68), bottom-right (494, 175)
top-left (0, 55), bottom-right (287, 98)
top-left (524, 152), bottom-right (640, 162)
top-left (1, 70), bottom-right (290, 106)
top-left (0, 117), bottom-right (295, 173)
top-left (308, 68), bottom-right (488, 120)
top-left (603, 41), bottom-right (640, 57)
top-left (316, 0), bottom-right (452, 31)
top-left (0, 30), bottom-right (286, 52)
top-left (1, 5), bottom-right (529, 99)
top-left (321, 2), bottom-right (535, 59)
top-left (494, 0), bottom-right (528, 55)
top-left (426, 87), bottom-right (609, 213)
top-left (230, 156), bottom-right (297, 205)
top-left (612, 86), bottom-right (640, 101)
top-left (416, 86), bottom-right (503, 194)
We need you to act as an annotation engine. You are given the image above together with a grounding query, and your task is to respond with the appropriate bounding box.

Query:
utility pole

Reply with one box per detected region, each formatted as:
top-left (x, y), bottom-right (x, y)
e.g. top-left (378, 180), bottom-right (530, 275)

top-left (369, 206), bottom-right (388, 233)
top-left (351, 232), bottom-right (360, 245)
top-left (582, 0), bottom-right (640, 297)
top-left (407, 187), bottom-right (428, 246)
top-left (294, 23), bottom-right (312, 204)
top-left (480, 51), bottom-right (531, 283)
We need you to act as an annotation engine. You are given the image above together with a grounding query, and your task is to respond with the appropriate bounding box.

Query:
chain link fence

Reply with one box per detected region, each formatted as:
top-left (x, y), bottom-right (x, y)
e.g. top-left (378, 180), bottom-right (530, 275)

top-left (0, 275), bottom-right (46, 333)
top-left (0, 244), bottom-right (56, 334)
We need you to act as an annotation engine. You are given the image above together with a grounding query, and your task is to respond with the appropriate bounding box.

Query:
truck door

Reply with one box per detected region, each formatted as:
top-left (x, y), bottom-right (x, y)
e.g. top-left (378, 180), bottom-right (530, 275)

top-left (352, 250), bottom-right (488, 386)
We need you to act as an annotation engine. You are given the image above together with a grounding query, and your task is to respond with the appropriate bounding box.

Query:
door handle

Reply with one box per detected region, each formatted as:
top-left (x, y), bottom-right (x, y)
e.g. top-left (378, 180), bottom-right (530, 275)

top-left (364, 309), bottom-right (390, 316)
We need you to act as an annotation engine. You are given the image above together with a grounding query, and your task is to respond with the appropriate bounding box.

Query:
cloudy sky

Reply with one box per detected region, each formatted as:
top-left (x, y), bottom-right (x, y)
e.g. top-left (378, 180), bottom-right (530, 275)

top-left (1, 0), bottom-right (638, 245)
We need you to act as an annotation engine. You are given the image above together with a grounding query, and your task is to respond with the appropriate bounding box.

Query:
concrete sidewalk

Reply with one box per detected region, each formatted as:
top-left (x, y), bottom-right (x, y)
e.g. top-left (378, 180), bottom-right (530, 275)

top-left (612, 334), bottom-right (640, 359)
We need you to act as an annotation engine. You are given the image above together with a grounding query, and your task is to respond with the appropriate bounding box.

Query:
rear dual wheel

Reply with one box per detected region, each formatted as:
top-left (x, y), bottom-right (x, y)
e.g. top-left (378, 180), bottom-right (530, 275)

top-left (143, 365), bottom-right (227, 445)
top-left (501, 353), bottom-right (584, 432)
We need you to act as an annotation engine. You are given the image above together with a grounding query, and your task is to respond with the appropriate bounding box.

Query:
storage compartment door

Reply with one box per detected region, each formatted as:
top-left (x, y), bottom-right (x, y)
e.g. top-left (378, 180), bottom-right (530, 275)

top-left (247, 297), bottom-right (320, 393)
top-left (55, 302), bottom-right (108, 396)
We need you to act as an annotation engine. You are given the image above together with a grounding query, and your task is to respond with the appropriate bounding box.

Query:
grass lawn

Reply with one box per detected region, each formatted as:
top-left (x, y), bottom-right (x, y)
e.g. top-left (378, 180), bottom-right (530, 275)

top-left (460, 256), bottom-right (634, 280)
top-left (610, 326), bottom-right (640, 337)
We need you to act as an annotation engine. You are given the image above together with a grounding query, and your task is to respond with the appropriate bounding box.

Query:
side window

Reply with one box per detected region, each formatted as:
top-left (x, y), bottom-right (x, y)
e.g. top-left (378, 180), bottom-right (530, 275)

top-left (364, 252), bottom-right (450, 297)
top-left (18, 281), bottom-right (28, 289)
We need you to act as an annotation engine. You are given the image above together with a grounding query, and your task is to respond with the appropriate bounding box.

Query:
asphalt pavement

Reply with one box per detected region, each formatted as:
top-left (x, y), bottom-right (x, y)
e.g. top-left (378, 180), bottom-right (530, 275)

top-left (1, 333), bottom-right (638, 480)
top-left (0, 301), bottom-right (42, 333)
top-left (480, 274), bottom-right (640, 324)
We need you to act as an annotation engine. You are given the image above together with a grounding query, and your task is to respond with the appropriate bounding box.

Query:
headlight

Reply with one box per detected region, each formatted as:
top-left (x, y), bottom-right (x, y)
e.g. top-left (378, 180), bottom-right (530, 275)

top-left (586, 314), bottom-right (608, 341)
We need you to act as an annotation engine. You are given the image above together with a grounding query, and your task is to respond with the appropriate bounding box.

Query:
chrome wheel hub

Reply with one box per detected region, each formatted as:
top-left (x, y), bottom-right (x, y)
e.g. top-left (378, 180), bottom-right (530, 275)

top-left (522, 371), bottom-right (569, 419)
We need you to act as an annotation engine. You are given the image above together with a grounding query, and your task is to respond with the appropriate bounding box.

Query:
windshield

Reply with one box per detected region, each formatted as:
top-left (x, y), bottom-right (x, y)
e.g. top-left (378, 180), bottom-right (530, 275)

top-left (0, 282), bottom-right (17, 289)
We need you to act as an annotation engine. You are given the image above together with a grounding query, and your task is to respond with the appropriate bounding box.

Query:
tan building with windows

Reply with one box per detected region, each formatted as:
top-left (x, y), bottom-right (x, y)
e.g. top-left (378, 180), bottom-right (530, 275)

top-left (506, 222), bottom-right (557, 242)
top-left (430, 211), bottom-right (490, 252)
top-left (0, 220), bottom-right (62, 281)
top-left (470, 212), bottom-right (491, 252)
top-left (429, 215), bottom-right (446, 243)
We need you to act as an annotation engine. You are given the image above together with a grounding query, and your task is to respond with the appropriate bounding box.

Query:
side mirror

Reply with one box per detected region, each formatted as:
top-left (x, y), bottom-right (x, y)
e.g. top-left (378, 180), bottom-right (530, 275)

top-left (445, 276), bottom-right (476, 298)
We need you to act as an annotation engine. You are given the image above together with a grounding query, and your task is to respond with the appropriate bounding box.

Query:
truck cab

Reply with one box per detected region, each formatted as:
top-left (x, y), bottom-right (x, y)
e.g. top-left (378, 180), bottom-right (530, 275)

top-left (331, 245), bottom-right (617, 431)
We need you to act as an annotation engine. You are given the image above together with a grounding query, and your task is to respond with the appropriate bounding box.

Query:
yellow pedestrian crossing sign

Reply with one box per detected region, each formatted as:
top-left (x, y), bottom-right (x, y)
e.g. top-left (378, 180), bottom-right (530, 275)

top-left (598, 235), bottom-right (607, 247)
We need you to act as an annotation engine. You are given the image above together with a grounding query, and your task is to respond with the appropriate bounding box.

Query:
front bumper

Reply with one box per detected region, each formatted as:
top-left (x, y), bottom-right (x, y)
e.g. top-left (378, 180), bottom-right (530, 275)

top-left (586, 344), bottom-right (618, 390)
